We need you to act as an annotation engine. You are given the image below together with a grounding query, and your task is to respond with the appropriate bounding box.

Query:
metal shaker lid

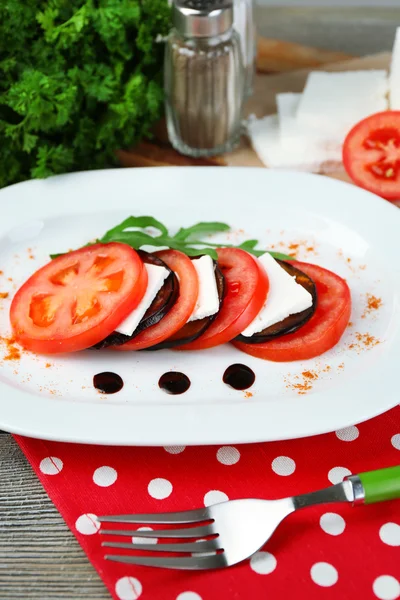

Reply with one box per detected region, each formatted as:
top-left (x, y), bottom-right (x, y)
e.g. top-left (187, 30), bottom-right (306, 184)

top-left (173, 0), bottom-right (233, 38)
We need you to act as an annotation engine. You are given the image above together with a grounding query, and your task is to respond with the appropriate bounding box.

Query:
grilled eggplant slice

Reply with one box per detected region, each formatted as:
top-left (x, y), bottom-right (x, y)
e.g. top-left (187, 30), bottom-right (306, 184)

top-left (235, 260), bottom-right (317, 344)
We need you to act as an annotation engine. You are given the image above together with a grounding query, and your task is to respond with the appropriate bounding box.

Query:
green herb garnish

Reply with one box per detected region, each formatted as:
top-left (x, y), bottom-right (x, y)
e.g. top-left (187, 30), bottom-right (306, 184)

top-left (50, 216), bottom-right (293, 261)
top-left (0, 1), bottom-right (171, 188)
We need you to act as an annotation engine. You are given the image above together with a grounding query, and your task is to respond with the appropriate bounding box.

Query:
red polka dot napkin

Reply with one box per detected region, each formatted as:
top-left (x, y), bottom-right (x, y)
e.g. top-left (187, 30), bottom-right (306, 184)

top-left (14, 405), bottom-right (400, 600)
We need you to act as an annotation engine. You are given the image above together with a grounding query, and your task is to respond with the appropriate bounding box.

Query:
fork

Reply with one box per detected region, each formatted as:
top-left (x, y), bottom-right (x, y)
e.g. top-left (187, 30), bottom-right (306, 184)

top-left (98, 465), bottom-right (400, 570)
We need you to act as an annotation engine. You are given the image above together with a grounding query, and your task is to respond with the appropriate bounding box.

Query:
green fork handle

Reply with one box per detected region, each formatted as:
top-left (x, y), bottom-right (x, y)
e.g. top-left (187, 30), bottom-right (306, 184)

top-left (358, 466), bottom-right (400, 504)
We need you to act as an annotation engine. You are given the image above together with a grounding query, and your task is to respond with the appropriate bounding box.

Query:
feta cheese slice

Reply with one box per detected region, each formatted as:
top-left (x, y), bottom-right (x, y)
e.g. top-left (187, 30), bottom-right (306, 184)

top-left (296, 70), bottom-right (389, 141)
top-left (188, 255), bottom-right (219, 322)
top-left (240, 253), bottom-right (313, 338)
top-left (247, 114), bottom-right (322, 171)
top-left (115, 263), bottom-right (169, 336)
top-left (389, 27), bottom-right (400, 108)
top-left (247, 113), bottom-right (338, 172)
top-left (277, 93), bottom-right (342, 163)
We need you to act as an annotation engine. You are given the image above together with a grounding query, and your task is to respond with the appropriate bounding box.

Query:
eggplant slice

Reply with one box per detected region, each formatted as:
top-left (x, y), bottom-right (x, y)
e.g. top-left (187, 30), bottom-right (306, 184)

top-left (93, 250), bottom-right (179, 349)
top-left (145, 261), bottom-right (225, 351)
top-left (235, 260), bottom-right (317, 344)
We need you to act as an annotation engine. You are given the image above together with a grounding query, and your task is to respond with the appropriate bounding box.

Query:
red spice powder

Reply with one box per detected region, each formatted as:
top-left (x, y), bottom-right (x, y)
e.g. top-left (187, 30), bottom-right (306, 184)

top-left (362, 294), bottom-right (382, 319)
top-left (347, 321), bottom-right (354, 328)
top-left (7, 277), bottom-right (12, 282)
top-left (45, 363), bottom-right (52, 369)
top-left (0, 292), bottom-right (8, 299)
top-left (1, 337), bottom-right (21, 361)
top-left (244, 391), bottom-right (253, 398)
top-left (349, 333), bottom-right (380, 352)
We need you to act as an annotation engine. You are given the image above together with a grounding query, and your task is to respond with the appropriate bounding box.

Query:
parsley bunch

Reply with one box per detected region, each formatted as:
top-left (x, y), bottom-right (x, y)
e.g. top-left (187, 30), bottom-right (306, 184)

top-left (0, 1), bottom-right (171, 188)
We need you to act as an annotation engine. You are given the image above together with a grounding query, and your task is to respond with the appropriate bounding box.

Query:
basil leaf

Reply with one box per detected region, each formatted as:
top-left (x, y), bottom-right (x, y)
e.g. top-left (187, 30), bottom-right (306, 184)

top-left (174, 221), bottom-right (230, 241)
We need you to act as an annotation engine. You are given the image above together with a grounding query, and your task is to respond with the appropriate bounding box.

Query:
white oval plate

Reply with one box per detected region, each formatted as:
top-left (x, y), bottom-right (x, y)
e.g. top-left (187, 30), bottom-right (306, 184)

top-left (0, 167), bottom-right (399, 446)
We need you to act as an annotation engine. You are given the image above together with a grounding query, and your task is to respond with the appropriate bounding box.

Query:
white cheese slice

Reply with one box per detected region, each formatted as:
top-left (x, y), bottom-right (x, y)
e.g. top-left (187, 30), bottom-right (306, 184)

top-left (115, 263), bottom-right (169, 336)
top-left (240, 253), bottom-right (313, 338)
top-left (247, 114), bottom-right (338, 172)
top-left (277, 93), bottom-right (342, 163)
top-left (188, 255), bottom-right (219, 322)
top-left (296, 70), bottom-right (389, 141)
top-left (389, 27), bottom-right (400, 108)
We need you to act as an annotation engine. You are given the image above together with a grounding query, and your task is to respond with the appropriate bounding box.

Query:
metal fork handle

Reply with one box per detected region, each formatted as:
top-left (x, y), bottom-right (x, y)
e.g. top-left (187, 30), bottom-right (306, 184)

top-left (293, 465), bottom-right (400, 510)
top-left (293, 476), bottom-right (364, 510)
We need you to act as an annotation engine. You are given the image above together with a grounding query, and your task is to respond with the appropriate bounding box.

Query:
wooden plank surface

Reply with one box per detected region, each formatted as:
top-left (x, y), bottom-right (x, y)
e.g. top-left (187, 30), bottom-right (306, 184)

top-left (0, 432), bottom-right (108, 600)
top-left (0, 8), bottom-right (398, 600)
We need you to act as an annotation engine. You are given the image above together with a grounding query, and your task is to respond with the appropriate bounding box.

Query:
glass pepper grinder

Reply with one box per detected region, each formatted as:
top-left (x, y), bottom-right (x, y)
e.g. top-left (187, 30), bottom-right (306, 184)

top-left (164, 0), bottom-right (244, 158)
top-left (234, 0), bottom-right (256, 96)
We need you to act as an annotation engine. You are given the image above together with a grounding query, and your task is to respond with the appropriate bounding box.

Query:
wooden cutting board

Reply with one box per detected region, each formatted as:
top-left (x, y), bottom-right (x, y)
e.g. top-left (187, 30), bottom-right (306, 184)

top-left (118, 41), bottom-right (391, 188)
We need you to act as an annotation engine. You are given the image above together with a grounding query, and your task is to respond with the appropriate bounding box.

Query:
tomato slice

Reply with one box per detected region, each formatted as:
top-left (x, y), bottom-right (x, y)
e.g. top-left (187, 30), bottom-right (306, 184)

top-left (179, 248), bottom-right (269, 351)
top-left (343, 111), bottom-right (400, 201)
top-left (10, 243), bottom-right (147, 354)
top-left (233, 261), bottom-right (351, 362)
top-left (115, 250), bottom-right (198, 351)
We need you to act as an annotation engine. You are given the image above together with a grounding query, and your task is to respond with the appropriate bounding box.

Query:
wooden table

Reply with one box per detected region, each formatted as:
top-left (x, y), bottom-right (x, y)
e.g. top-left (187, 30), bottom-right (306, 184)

top-left (1, 7), bottom-right (399, 600)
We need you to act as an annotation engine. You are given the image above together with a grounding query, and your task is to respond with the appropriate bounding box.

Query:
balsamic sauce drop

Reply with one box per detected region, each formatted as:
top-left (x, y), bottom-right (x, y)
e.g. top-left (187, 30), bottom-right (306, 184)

top-left (93, 372), bottom-right (124, 394)
top-left (223, 364), bottom-right (255, 390)
top-left (158, 371), bottom-right (191, 395)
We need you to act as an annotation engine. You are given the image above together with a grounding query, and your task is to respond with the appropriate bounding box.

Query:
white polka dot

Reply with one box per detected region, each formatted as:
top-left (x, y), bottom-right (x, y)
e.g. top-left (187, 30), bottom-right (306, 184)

top-left (203, 490), bottom-right (229, 507)
top-left (115, 576), bottom-right (143, 600)
top-left (75, 513), bottom-right (100, 535)
top-left (217, 446), bottom-right (240, 465)
top-left (391, 434), bottom-right (400, 450)
top-left (379, 523), bottom-right (400, 547)
top-left (164, 446), bottom-right (186, 454)
top-left (272, 456), bottom-right (296, 476)
top-left (148, 478), bottom-right (173, 500)
top-left (335, 426), bottom-right (359, 441)
top-left (373, 575), bottom-right (400, 600)
top-left (250, 551), bottom-right (277, 575)
top-left (39, 457), bottom-right (63, 475)
top-left (93, 466), bottom-right (117, 487)
top-left (328, 466), bottom-right (352, 484)
top-left (320, 512), bottom-right (346, 536)
top-left (132, 527), bottom-right (157, 545)
top-left (176, 593), bottom-right (202, 600)
top-left (311, 562), bottom-right (338, 587)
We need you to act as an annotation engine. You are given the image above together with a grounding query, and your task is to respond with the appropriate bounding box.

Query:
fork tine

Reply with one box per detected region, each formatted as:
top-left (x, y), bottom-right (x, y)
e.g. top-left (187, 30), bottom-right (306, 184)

top-left (105, 553), bottom-right (227, 570)
top-left (98, 507), bottom-right (211, 525)
top-left (102, 539), bottom-right (219, 553)
top-left (100, 524), bottom-right (214, 539)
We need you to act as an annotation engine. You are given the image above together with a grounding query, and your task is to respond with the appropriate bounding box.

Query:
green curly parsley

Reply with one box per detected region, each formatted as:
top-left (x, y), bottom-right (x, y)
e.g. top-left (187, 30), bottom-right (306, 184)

top-left (0, 0), bottom-right (171, 188)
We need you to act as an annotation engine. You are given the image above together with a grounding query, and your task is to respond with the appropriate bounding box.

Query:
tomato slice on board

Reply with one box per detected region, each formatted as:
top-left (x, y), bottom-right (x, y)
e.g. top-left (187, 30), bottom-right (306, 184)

top-left (233, 261), bottom-right (351, 362)
top-left (343, 111), bottom-right (400, 201)
top-left (114, 249), bottom-right (198, 351)
top-left (178, 248), bottom-right (269, 351)
top-left (10, 243), bottom-right (147, 354)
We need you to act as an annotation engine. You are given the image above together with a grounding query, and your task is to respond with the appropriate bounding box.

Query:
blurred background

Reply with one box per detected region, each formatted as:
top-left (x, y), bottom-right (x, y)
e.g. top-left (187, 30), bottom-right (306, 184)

top-left (256, 0), bottom-right (400, 55)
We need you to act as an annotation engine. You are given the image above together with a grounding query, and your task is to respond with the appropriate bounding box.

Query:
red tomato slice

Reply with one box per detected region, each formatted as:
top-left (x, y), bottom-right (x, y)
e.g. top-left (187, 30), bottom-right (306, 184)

top-left (179, 248), bottom-right (269, 351)
top-left (10, 243), bottom-right (147, 354)
top-left (343, 111), bottom-right (400, 201)
top-left (233, 261), bottom-right (351, 362)
top-left (115, 250), bottom-right (198, 351)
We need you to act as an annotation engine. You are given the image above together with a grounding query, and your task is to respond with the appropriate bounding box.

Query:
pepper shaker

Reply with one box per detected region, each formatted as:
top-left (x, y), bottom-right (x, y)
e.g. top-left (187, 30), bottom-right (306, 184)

top-left (164, 0), bottom-right (244, 158)
top-left (234, 0), bottom-right (256, 96)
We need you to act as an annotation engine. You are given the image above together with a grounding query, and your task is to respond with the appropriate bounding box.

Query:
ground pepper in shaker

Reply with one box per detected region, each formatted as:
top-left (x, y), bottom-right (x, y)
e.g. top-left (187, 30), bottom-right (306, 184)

top-left (165, 0), bottom-right (244, 158)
